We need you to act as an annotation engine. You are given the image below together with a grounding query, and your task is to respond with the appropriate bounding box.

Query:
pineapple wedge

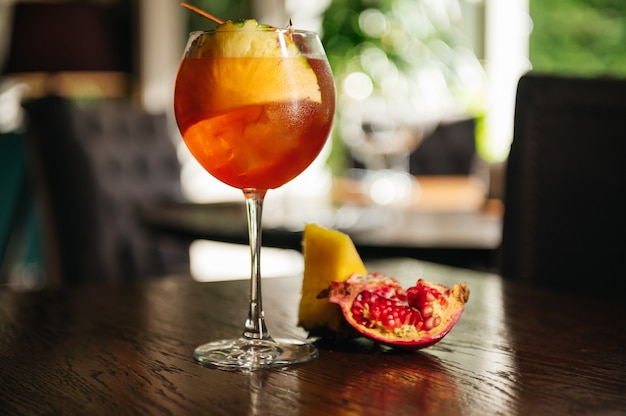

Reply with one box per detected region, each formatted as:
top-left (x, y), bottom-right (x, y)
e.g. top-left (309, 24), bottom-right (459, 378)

top-left (298, 223), bottom-right (367, 334)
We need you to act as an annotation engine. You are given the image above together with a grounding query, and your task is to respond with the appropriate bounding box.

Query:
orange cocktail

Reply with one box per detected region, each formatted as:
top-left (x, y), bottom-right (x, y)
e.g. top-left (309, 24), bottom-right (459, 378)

top-left (174, 53), bottom-right (335, 190)
top-left (173, 18), bottom-right (335, 370)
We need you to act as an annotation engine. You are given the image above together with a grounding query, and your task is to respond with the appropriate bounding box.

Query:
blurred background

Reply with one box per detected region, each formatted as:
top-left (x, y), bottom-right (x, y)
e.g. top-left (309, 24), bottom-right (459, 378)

top-left (1, 0), bottom-right (625, 288)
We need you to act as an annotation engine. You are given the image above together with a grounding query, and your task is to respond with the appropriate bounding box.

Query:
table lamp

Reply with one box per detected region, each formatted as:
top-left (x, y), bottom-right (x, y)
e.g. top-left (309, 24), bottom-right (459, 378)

top-left (1, 1), bottom-right (131, 98)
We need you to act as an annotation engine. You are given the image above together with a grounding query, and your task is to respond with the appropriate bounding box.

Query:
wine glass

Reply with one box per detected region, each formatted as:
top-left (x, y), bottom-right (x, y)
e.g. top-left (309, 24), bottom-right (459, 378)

top-left (173, 25), bottom-right (335, 370)
top-left (341, 99), bottom-right (427, 205)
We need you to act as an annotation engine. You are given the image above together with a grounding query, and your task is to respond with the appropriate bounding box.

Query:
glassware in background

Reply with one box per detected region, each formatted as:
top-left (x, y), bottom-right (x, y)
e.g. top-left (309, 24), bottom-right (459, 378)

top-left (340, 99), bottom-right (431, 205)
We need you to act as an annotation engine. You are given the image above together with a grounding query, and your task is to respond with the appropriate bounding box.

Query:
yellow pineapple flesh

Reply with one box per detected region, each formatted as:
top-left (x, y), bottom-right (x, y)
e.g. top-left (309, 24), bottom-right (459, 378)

top-left (183, 19), bottom-right (322, 117)
top-left (298, 223), bottom-right (367, 334)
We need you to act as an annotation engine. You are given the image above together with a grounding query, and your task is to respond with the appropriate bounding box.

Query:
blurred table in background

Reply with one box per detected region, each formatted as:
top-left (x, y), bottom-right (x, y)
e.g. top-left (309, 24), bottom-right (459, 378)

top-left (333, 175), bottom-right (488, 211)
top-left (139, 175), bottom-right (502, 272)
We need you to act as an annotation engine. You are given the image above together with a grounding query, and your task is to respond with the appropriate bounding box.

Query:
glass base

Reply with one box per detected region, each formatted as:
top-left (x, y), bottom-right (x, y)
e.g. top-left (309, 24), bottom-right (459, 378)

top-left (193, 337), bottom-right (318, 371)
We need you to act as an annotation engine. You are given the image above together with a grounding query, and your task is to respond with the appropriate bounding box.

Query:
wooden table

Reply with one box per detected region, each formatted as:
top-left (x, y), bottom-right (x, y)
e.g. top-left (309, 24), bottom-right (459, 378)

top-left (1, 258), bottom-right (624, 415)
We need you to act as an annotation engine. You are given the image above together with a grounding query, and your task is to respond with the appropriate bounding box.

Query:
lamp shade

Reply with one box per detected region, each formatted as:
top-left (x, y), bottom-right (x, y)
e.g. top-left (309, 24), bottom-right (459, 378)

top-left (2, 2), bottom-right (130, 75)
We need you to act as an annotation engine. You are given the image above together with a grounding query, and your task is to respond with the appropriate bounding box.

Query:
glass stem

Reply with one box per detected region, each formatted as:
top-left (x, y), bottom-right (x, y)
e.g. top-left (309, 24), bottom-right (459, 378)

top-left (242, 189), bottom-right (272, 341)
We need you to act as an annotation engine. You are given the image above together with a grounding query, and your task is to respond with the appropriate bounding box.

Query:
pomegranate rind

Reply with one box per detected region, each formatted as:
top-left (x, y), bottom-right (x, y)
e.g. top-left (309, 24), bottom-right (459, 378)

top-left (328, 273), bottom-right (469, 350)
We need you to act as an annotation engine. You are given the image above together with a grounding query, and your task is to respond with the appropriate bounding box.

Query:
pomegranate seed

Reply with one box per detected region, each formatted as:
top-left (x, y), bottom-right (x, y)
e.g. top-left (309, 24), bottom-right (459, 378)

top-left (422, 304), bottom-right (433, 319)
top-left (349, 288), bottom-right (428, 331)
top-left (423, 317), bottom-right (435, 330)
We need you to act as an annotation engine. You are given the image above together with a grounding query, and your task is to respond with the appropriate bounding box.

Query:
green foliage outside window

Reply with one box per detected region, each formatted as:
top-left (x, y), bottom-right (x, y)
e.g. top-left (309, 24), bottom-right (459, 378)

top-left (321, 0), bottom-right (485, 174)
top-left (185, 0), bottom-right (252, 32)
top-left (530, 0), bottom-right (626, 77)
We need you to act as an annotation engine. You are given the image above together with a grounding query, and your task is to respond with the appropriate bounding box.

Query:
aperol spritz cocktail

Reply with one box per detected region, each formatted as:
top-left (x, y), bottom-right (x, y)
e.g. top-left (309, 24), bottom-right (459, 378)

top-left (175, 29), bottom-right (335, 190)
top-left (173, 20), bottom-right (335, 370)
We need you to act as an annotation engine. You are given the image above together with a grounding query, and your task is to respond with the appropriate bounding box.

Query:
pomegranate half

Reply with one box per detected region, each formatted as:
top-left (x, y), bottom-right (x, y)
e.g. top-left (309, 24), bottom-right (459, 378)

top-left (327, 273), bottom-right (470, 349)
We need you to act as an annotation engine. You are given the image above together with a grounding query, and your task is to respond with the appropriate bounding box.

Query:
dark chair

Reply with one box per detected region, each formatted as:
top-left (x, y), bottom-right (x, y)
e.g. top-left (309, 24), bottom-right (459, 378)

top-left (409, 117), bottom-right (477, 176)
top-left (500, 73), bottom-right (626, 297)
top-left (23, 95), bottom-right (190, 287)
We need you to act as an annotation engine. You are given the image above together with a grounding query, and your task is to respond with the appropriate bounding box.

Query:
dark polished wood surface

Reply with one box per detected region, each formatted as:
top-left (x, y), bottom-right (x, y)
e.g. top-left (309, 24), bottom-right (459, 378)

top-left (1, 258), bottom-right (625, 415)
